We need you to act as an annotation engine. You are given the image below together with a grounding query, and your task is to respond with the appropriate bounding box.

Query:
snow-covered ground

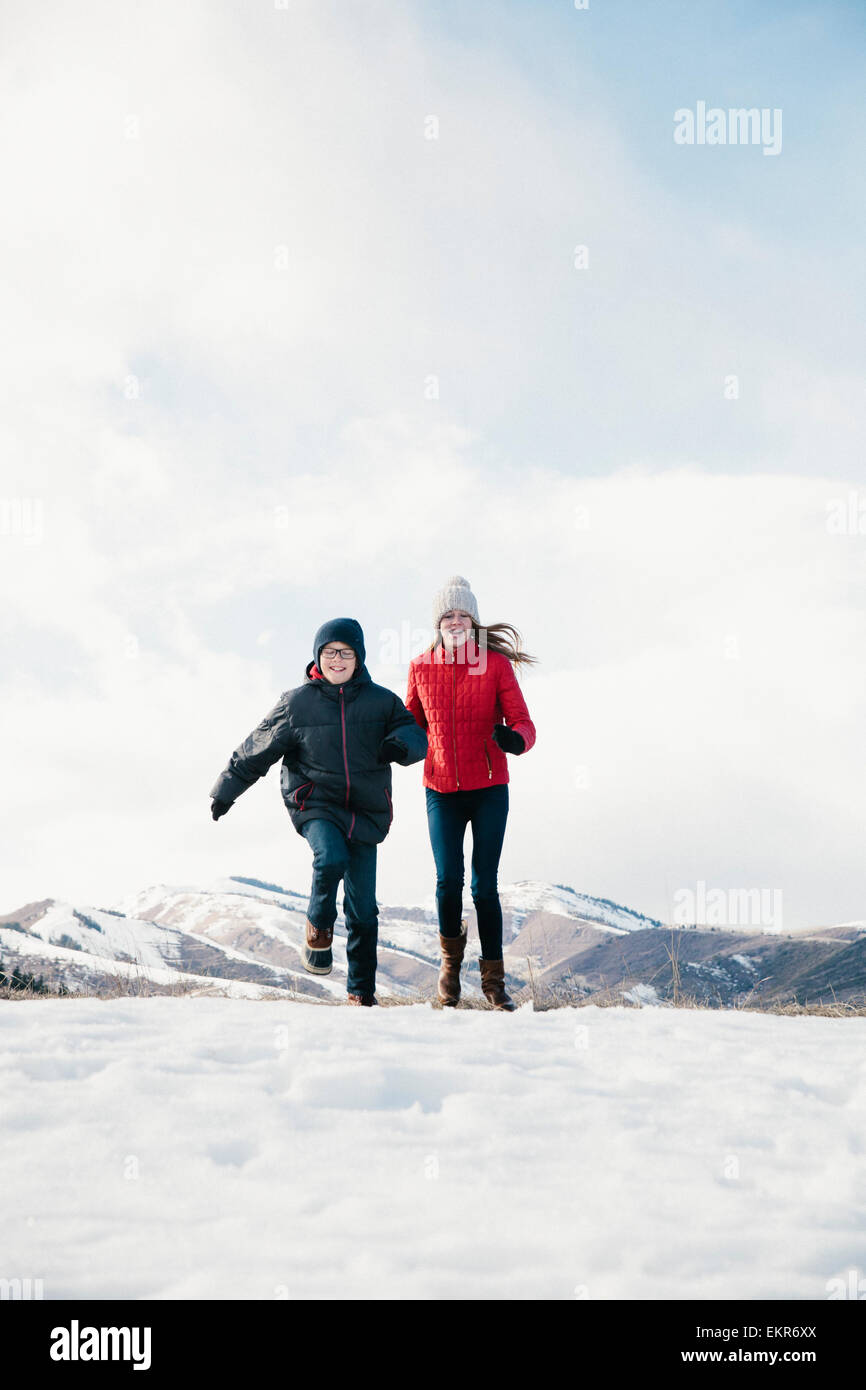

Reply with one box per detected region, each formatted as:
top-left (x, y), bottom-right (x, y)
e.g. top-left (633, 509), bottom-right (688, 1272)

top-left (2, 998), bottom-right (865, 1300)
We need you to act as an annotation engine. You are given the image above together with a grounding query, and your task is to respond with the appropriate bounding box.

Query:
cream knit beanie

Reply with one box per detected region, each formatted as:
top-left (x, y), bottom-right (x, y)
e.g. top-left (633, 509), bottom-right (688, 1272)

top-left (432, 575), bottom-right (480, 632)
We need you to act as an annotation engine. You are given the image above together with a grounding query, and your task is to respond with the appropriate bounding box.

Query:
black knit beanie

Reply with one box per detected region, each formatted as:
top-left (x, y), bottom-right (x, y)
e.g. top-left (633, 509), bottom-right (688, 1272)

top-left (313, 617), bottom-right (366, 669)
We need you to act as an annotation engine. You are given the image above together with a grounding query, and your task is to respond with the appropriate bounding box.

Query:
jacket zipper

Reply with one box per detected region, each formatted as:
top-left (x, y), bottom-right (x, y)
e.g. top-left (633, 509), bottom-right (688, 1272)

top-left (483, 740), bottom-right (492, 779)
top-left (339, 686), bottom-right (354, 839)
top-left (452, 657), bottom-right (460, 789)
top-left (385, 787), bottom-right (393, 826)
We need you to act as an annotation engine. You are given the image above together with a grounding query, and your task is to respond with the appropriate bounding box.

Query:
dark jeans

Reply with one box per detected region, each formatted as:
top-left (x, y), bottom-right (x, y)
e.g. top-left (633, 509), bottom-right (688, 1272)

top-left (425, 784), bottom-right (509, 959)
top-left (300, 819), bottom-right (378, 996)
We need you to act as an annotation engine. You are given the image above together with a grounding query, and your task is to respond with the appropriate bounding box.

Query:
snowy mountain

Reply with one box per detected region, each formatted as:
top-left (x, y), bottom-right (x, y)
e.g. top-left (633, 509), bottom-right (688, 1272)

top-left (0, 893), bottom-right (330, 1001)
top-left (0, 876), bottom-right (661, 1003)
top-left (496, 880), bottom-right (663, 935)
top-left (2, 877), bottom-right (864, 1008)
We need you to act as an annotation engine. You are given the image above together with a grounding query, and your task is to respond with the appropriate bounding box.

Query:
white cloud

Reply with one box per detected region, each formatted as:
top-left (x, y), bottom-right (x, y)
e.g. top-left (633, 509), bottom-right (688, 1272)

top-left (1, 3), bottom-right (863, 928)
top-left (4, 434), bottom-right (865, 928)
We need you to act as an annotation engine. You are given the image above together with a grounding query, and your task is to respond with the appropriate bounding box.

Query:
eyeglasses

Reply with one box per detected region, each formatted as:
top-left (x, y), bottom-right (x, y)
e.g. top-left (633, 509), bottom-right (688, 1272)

top-left (321, 648), bottom-right (356, 660)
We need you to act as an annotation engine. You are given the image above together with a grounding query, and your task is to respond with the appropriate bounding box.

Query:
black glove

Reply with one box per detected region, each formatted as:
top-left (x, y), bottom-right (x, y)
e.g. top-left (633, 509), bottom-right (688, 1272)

top-left (211, 798), bottom-right (233, 821)
top-left (491, 725), bottom-right (525, 755)
top-left (377, 735), bottom-right (407, 765)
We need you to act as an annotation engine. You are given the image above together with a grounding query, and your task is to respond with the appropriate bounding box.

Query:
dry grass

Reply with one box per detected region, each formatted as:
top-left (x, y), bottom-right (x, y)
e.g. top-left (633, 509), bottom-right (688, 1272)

top-left (5, 960), bottom-right (866, 1017)
top-left (737, 998), bottom-right (866, 1018)
top-left (0, 964), bottom-right (222, 1003)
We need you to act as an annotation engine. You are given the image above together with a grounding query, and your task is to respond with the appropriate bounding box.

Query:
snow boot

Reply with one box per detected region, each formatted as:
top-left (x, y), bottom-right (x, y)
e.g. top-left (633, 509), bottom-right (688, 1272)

top-left (479, 958), bottom-right (516, 1012)
top-left (301, 918), bottom-right (333, 975)
top-left (438, 923), bottom-right (467, 1006)
top-left (347, 993), bottom-right (378, 1006)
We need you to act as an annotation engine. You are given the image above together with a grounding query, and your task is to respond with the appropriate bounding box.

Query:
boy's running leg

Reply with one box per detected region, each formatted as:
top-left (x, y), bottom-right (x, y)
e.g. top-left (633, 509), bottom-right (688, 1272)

top-left (342, 840), bottom-right (379, 1004)
top-left (300, 819), bottom-right (350, 975)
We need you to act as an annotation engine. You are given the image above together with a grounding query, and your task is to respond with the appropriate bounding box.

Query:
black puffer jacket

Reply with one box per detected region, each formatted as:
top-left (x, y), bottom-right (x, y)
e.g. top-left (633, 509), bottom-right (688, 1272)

top-left (210, 662), bottom-right (427, 844)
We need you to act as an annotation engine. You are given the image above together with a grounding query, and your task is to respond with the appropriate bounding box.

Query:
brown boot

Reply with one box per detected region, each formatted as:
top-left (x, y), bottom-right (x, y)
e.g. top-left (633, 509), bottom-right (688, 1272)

top-left (347, 993), bottom-right (378, 1006)
top-left (479, 958), bottom-right (516, 1012)
top-left (438, 924), bottom-right (467, 1006)
top-left (301, 918), bottom-right (333, 975)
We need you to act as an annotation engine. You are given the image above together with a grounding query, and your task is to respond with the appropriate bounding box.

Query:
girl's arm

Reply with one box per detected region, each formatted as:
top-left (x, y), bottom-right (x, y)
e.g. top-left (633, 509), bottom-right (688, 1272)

top-left (495, 658), bottom-right (537, 753)
top-left (210, 692), bottom-right (301, 804)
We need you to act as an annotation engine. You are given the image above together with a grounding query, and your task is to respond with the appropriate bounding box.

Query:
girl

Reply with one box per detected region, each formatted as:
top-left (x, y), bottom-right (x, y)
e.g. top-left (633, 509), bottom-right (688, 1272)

top-left (210, 618), bottom-right (427, 1005)
top-left (406, 578), bottom-right (537, 1011)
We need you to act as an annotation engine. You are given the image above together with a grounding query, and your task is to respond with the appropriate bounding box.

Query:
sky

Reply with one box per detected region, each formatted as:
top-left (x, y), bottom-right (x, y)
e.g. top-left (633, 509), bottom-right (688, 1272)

top-left (1, 0), bottom-right (864, 929)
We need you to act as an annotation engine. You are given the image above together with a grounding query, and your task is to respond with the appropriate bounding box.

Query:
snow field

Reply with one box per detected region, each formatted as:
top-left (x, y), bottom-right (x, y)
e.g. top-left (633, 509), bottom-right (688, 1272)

top-left (1, 998), bottom-right (865, 1300)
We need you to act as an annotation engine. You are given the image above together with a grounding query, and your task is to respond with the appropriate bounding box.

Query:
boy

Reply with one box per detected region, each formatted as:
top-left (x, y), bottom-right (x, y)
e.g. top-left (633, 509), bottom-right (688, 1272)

top-left (210, 618), bottom-right (427, 1004)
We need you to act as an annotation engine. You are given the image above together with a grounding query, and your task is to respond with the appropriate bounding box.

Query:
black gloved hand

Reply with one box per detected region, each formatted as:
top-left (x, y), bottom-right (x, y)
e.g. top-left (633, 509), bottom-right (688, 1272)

top-left (211, 798), bottom-right (233, 821)
top-left (491, 725), bottom-right (525, 755)
top-left (377, 736), bottom-right (407, 765)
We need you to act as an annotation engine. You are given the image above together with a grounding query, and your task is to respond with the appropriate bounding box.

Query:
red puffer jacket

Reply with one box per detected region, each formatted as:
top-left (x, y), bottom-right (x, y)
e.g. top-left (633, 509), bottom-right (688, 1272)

top-left (406, 639), bottom-right (536, 792)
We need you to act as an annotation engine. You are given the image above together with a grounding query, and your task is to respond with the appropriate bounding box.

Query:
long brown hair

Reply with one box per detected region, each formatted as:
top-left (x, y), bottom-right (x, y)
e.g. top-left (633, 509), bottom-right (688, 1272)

top-left (428, 621), bottom-right (537, 671)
